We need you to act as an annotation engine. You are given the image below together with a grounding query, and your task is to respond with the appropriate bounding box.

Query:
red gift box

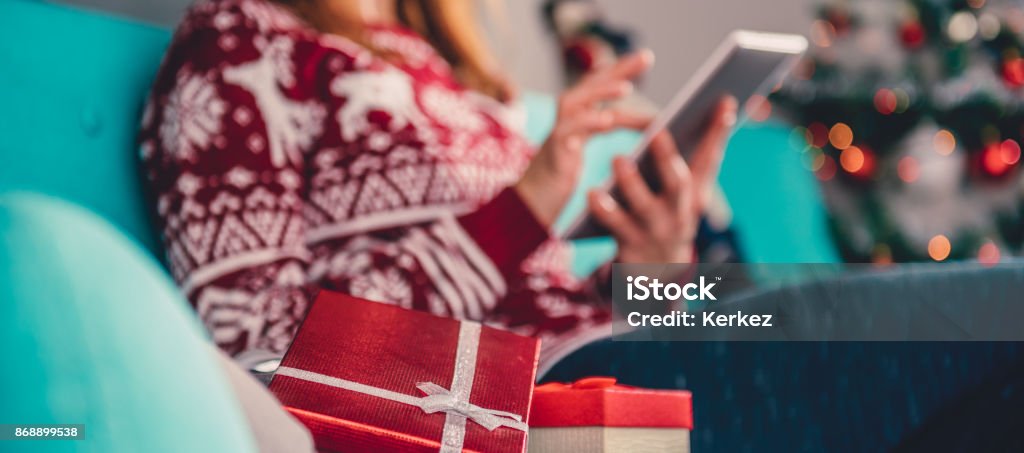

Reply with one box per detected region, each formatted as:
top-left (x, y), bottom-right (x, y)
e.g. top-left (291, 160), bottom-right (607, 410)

top-left (530, 377), bottom-right (692, 428)
top-left (529, 377), bottom-right (693, 452)
top-left (269, 291), bottom-right (540, 453)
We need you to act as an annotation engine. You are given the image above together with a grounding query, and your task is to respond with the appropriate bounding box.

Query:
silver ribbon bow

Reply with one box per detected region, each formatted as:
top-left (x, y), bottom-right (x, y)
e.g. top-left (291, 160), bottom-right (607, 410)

top-left (275, 321), bottom-right (527, 453)
top-left (415, 382), bottom-right (526, 431)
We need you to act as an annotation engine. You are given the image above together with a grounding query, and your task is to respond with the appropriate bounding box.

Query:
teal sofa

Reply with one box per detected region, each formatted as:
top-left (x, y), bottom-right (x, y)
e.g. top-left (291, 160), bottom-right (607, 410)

top-left (0, 0), bottom-right (837, 278)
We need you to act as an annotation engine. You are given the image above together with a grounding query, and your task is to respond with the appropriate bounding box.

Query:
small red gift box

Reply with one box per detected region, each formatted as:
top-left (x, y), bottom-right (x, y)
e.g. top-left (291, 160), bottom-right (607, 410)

top-left (269, 290), bottom-right (540, 453)
top-left (529, 377), bottom-right (693, 452)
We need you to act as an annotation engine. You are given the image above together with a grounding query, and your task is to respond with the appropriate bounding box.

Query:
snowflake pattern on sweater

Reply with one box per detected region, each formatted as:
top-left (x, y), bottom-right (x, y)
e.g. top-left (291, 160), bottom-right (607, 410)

top-left (139, 0), bottom-right (613, 369)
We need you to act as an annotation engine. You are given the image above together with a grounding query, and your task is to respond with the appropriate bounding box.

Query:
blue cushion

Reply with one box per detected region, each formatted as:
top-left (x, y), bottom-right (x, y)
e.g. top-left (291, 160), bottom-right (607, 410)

top-left (0, 192), bottom-right (257, 453)
top-left (0, 0), bottom-right (171, 254)
top-left (718, 123), bottom-right (839, 264)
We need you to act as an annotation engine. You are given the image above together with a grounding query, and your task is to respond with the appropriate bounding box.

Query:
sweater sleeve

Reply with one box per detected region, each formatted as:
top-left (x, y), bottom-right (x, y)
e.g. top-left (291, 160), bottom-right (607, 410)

top-left (140, 17), bottom-right (319, 357)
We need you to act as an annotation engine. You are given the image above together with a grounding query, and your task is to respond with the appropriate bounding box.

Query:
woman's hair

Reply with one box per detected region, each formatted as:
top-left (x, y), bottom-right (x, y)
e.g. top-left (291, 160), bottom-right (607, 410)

top-left (280, 0), bottom-right (512, 101)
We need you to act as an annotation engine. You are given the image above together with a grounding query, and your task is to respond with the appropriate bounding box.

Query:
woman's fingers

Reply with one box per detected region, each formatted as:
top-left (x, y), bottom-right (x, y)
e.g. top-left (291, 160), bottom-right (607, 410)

top-left (606, 109), bottom-right (655, 131)
top-left (559, 50), bottom-right (654, 114)
top-left (583, 49), bottom-right (655, 90)
top-left (649, 131), bottom-right (692, 205)
top-left (556, 109), bottom-right (653, 139)
top-left (613, 156), bottom-right (656, 217)
top-left (588, 190), bottom-right (643, 243)
top-left (689, 96), bottom-right (738, 199)
top-left (558, 80), bottom-right (633, 116)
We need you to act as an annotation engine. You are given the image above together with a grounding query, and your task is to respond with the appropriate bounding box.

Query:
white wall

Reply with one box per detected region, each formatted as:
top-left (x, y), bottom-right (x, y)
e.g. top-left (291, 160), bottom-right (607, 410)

top-left (503, 0), bottom-right (814, 103)
top-left (58, 0), bottom-right (814, 104)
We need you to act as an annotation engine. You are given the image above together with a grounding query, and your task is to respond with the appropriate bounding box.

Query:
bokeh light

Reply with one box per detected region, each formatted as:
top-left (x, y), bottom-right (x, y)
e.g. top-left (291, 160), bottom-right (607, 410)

top-left (897, 156), bottom-right (920, 183)
top-left (933, 129), bottom-right (956, 155)
top-left (829, 123), bottom-right (854, 149)
top-left (928, 235), bottom-right (952, 261)
top-left (892, 88), bottom-right (911, 113)
top-left (1001, 139), bottom-right (1021, 165)
top-left (816, 154), bottom-right (837, 181)
top-left (802, 147), bottom-right (826, 172)
top-left (983, 142), bottom-right (1012, 175)
top-left (978, 241), bottom-right (1000, 266)
top-left (1002, 57), bottom-right (1024, 87)
top-left (840, 146), bottom-right (865, 173)
top-left (807, 122), bottom-right (829, 148)
top-left (979, 13), bottom-right (1001, 39)
top-left (874, 89), bottom-right (897, 115)
top-left (947, 11), bottom-right (979, 42)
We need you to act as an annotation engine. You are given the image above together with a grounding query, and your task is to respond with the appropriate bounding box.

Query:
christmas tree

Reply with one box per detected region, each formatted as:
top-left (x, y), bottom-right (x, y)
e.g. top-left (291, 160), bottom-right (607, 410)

top-left (772, 0), bottom-right (1024, 263)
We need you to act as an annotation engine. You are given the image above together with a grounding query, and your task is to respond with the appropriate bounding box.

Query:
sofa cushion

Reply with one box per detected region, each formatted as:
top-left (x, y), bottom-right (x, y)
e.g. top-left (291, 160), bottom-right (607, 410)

top-left (0, 0), bottom-right (170, 254)
top-left (0, 192), bottom-right (258, 452)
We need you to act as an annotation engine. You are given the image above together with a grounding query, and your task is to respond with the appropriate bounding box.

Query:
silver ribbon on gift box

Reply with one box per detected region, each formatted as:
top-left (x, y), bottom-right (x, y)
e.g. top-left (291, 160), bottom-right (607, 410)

top-left (275, 321), bottom-right (528, 453)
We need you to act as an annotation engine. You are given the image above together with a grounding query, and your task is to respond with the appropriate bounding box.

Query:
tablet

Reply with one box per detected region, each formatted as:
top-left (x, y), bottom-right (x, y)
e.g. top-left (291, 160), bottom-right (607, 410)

top-left (565, 30), bottom-right (807, 240)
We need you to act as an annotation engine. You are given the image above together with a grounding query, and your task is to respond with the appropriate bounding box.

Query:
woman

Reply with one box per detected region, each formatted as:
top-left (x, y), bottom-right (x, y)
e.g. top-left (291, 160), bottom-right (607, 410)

top-left (141, 1), bottom-right (1024, 450)
top-left (139, 0), bottom-right (735, 369)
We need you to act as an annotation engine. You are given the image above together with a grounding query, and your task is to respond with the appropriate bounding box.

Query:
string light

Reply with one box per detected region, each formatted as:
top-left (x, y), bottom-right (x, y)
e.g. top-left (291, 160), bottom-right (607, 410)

top-left (933, 129), bottom-right (956, 155)
top-left (928, 235), bottom-right (952, 261)
top-left (829, 123), bottom-right (854, 150)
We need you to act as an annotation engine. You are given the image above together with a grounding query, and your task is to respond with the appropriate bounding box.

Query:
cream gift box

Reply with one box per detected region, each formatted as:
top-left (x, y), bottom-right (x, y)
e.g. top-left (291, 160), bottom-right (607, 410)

top-left (528, 377), bottom-right (693, 453)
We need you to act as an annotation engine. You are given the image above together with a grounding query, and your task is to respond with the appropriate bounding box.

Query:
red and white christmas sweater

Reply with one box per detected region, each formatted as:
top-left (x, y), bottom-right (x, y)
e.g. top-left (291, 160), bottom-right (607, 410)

top-left (139, 0), bottom-right (614, 370)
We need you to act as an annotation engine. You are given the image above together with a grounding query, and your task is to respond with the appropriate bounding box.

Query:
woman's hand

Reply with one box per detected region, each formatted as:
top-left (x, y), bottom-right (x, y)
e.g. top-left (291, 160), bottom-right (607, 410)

top-left (588, 97), bottom-right (738, 264)
top-left (515, 50), bottom-right (655, 227)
